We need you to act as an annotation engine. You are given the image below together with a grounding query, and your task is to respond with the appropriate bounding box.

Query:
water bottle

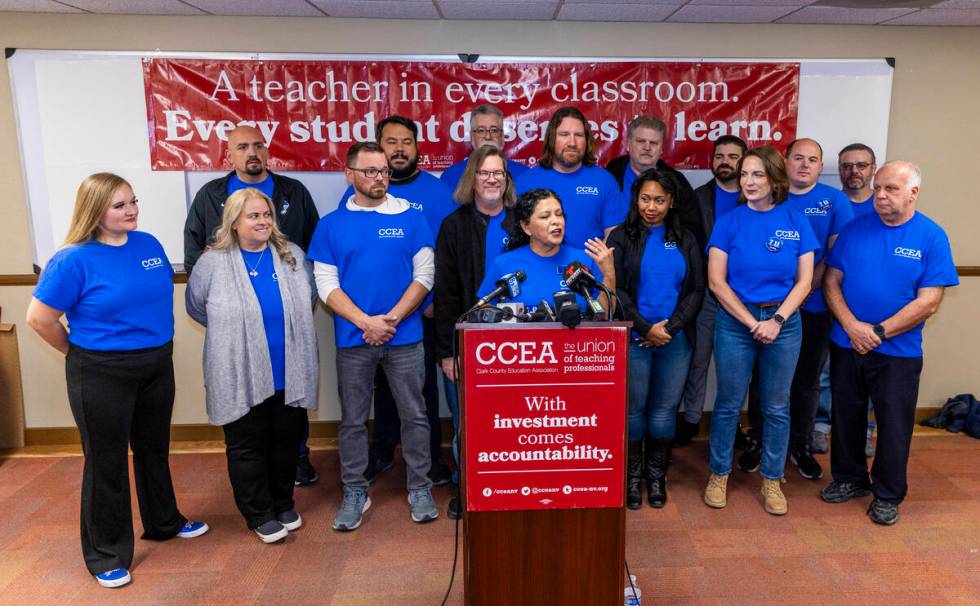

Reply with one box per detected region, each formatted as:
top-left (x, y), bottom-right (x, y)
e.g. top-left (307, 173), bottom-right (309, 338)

top-left (624, 574), bottom-right (641, 605)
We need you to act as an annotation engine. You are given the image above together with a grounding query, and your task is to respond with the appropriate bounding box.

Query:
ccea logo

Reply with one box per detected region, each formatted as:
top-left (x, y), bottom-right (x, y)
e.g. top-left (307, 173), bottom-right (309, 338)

top-left (476, 341), bottom-right (558, 365)
top-left (141, 257), bottom-right (164, 270)
top-left (272, 271), bottom-right (279, 282)
top-left (774, 230), bottom-right (800, 240)
top-left (575, 186), bottom-right (599, 196)
top-left (804, 199), bottom-right (832, 215)
top-left (664, 241), bottom-right (678, 250)
top-left (894, 246), bottom-right (922, 259)
top-left (378, 228), bottom-right (405, 238)
top-left (407, 201), bottom-right (424, 211)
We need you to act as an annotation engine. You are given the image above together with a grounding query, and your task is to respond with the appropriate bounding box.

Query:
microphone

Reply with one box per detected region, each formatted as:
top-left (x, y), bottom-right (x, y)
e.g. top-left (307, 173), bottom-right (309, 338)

top-left (519, 299), bottom-right (556, 322)
top-left (553, 290), bottom-right (581, 329)
top-left (563, 262), bottom-right (605, 319)
top-left (473, 270), bottom-right (526, 309)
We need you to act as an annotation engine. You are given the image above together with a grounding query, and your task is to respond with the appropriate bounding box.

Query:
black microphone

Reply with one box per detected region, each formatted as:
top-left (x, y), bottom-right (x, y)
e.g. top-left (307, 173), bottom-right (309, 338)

top-left (553, 290), bottom-right (581, 328)
top-left (563, 262), bottom-right (605, 319)
top-left (472, 270), bottom-right (526, 309)
top-left (519, 299), bottom-right (556, 322)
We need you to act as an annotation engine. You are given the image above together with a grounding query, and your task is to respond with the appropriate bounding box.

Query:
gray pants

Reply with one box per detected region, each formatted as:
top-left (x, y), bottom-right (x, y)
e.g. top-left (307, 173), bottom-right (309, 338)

top-left (336, 342), bottom-right (432, 491)
top-left (679, 293), bottom-right (717, 423)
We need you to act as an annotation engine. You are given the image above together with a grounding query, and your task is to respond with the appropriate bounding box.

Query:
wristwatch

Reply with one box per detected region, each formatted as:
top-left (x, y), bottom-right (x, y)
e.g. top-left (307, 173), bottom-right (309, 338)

top-left (773, 313), bottom-right (786, 326)
top-left (873, 324), bottom-right (886, 339)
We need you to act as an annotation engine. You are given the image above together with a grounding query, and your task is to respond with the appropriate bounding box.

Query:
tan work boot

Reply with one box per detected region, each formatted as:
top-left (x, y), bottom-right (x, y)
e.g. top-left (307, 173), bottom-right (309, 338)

top-left (704, 473), bottom-right (728, 508)
top-left (761, 478), bottom-right (788, 515)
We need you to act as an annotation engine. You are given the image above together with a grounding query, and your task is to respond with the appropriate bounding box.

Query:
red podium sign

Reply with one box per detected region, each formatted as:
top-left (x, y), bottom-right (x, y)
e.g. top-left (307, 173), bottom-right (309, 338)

top-left (462, 325), bottom-right (628, 512)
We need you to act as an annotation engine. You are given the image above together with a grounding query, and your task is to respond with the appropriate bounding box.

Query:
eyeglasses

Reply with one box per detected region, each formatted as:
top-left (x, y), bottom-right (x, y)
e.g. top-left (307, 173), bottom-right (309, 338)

top-left (476, 170), bottom-right (506, 180)
top-left (348, 166), bottom-right (391, 179)
top-left (473, 127), bottom-right (502, 137)
top-left (840, 162), bottom-right (872, 171)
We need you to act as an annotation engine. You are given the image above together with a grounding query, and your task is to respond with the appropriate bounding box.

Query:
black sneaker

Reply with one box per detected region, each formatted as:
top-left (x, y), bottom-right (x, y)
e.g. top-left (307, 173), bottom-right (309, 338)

top-left (364, 455), bottom-right (395, 484)
top-left (674, 419), bottom-right (699, 447)
top-left (254, 519), bottom-right (288, 544)
top-left (789, 447), bottom-right (823, 480)
top-left (428, 461), bottom-right (453, 487)
top-left (737, 439), bottom-right (761, 473)
top-left (820, 480), bottom-right (871, 504)
top-left (734, 424), bottom-right (750, 451)
top-left (295, 455), bottom-right (319, 486)
top-left (447, 494), bottom-right (463, 519)
top-left (867, 499), bottom-right (899, 525)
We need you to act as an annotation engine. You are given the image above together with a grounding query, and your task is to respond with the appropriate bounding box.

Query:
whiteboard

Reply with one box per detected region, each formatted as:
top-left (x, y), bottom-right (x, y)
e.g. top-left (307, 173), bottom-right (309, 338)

top-left (8, 50), bottom-right (892, 269)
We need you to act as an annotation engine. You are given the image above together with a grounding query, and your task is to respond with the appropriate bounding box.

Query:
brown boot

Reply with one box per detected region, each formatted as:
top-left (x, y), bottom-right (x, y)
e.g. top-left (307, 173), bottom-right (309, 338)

top-left (761, 478), bottom-right (788, 515)
top-left (703, 473), bottom-right (728, 509)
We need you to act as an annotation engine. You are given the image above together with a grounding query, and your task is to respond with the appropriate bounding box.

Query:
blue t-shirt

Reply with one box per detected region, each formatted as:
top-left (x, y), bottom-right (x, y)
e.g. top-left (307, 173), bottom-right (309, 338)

top-left (228, 173), bottom-right (275, 200)
top-left (636, 225), bottom-right (687, 337)
top-left (33, 231), bottom-right (174, 351)
top-left (478, 245), bottom-right (600, 312)
top-left (307, 205), bottom-right (434, 349)
top-left (714, 184), bottom-right (741, 219)
top-left (707, 204), bottom-right (820, 304)
top-left (849, 194), bottom-right (876, 219)
top-left (786, 183), bottom-right (854, 313)
top-left (241, 249), bottom-right (286, 390)
top-left (515, 165), bottom-right (627, 248)
top-left (484, 211), bottom-right (510, 278)
top-left (440, 158), bottom-right (528, 193)
top-left (828, 212), bottom-right (958, 358)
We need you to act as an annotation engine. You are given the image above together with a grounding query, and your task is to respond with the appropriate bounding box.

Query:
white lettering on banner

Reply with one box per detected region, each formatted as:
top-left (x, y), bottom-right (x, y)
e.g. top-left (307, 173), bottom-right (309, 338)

top-left (247, 71), bottom-right (389, 103)
top-left (894, 246), bottom-right (923, 259)
top-left (674, 111), bottom-right (782, 143)
top-left (444, 81), bottom-right (542, 111)
top-left (774, 230), bottom-right (800, 240)
top-left (288, 112), bottom-right (376, 144)
top-left (378, 228), bottom-right (405, 238)
top-left (141, 257), bottom-right (164, 270)
top-left (163, 110), bottom-right (279, 146)
top-left (475, 341), bottom-right (558, 366)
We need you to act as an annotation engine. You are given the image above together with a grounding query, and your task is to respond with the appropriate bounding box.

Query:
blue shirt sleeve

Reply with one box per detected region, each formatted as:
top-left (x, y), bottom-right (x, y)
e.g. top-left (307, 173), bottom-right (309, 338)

top-left (600, 170), bottom-right (628, 230)
top-left (919, 230), bottom-right (959, 289)
top-left (477, 257), bottom-right (503, 300)
top-left (829, 190), bottom-right (854, 238)
top-left (826, 223), bottom-right (851, 271)
top-left (413, 211), bottom-right (435, 252)
top-left (706, 211), bottom-right (733, 254)
top-left (306, 216), bottom-right (334, 264)
top-left (796, 211), bottom-right (821, 258)
top-left (33, 249), bottom-right (83, 312)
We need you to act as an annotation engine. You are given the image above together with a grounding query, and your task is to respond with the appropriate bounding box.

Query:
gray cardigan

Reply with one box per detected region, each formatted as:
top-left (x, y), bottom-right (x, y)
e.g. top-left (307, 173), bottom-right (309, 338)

top-left (185, 242), bottom-right (319, 426)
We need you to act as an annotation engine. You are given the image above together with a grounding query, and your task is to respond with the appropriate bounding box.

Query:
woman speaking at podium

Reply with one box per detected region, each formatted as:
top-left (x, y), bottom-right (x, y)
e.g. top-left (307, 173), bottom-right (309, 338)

top-left (606, 170), bottom-right (704, 509)
top-left (476, 188), bottom-right (615, 312)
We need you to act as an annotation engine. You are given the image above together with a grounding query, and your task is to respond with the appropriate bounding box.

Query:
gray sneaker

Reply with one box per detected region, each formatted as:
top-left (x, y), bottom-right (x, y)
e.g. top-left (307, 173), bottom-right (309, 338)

top-left (408, 488), bottom-right (438, 523)
top-left (333, 486), bottom-right (371, 531)
top-left (811, 430), bottom-right (829, 454)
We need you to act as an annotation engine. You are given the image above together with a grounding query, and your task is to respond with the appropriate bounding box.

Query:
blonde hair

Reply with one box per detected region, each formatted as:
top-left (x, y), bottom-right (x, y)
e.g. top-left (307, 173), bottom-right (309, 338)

top-left (208, 188), bottom-right (297, 269)
top-left (62, 172), bottom-right (131, 247)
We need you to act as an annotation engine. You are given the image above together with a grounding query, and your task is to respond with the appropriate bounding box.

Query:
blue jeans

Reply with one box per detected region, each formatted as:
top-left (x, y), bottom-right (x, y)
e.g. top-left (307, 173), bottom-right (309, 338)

top-left (709, 304), bottom-right (802, 480)
top-left (442, 370), bottom-right (460, 485)
top-left (628, 337), bottom-right (694, 440)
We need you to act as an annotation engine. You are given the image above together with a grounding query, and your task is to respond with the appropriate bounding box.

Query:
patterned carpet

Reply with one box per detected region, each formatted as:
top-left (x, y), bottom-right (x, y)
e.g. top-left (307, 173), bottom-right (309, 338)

top-left (0, 433), bottom-right (977, 605)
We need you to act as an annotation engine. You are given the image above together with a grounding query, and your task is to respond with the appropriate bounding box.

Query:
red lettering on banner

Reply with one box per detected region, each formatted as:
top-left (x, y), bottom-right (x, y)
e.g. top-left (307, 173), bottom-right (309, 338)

top-left (142, 59), bottom-right (799, 171)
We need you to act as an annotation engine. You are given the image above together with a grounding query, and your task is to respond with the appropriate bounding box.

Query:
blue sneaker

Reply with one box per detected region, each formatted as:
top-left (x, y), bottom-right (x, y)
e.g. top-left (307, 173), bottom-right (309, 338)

top-left (333, 486), bottom-right (371, 531)
top-left (408, 488), bottom-right (438, 523)
top-left (95, 568), bottom-right (131, 588)
top-left (177, 520), bottom-right (209, 538)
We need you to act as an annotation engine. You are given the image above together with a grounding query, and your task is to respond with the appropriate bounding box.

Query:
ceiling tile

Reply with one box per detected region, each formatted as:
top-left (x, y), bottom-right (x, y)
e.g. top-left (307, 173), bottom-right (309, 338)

top-left (0, 0), bottom-right (84, 11)
top-left (883, 7), bottom-right (980, 24)
top-left (310, 0), bottom-right (439, 19)
top-left (60, 0), bottom-right (206, 14)
top-left (561, 0), bottom-right (681, 4)
top-left (559, 3), bottom-right (677, 21)
top-left (439, 2), bottom-right (556, 20)
top-left (688, 0), bottom-right (812, 5)
top-left (924, 0), bottom-right (980, 7)
top-left (777, 6), bottom-right (918, 23)
top-left (668, 4), bottom-right (802, 22)
top-left (184, 0), bottom-right (325, 16)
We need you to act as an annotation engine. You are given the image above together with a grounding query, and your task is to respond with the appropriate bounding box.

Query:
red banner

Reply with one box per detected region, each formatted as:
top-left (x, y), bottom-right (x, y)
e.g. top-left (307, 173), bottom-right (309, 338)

top-left (462, 325), bottom-right (629, 512)
top-left (143, 58), bottom-right (798, 172)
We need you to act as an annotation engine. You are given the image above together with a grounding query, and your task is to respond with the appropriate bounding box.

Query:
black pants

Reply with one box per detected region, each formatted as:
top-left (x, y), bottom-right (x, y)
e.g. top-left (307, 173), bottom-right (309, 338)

top-left (369, 315), bottom-right (443, 466)
top-left (829, 344), bottom-right (921, 504)
top-left (66, 342), bottom-right (185, 575)
top-left (222, 391), bottom-right (307, 529)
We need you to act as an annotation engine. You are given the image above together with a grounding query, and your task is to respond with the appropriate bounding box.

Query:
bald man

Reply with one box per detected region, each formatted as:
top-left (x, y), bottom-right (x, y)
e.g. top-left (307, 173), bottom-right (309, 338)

top-left (183, 125), bottom-right (320, 274)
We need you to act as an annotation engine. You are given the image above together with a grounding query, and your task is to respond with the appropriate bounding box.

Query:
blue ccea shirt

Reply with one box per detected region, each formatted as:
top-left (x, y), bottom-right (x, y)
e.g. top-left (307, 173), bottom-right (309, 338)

top-left (478, 245), bottom-right (601, 312)
top-left (515, 165), bottom-right (627, 249)
top-left (241, 248), bottom-right (286, 390)
top-left (708, 203), bottom-right (820, 304)
top-left (849, 193), bottom-right (876, 219)
top-left (307, 204), bottom-right (434, 349)
top-left (637, 225), bottom-right (688, 338)
top-left (228, 173), bottom-right (275, 200)
top-left (33, 231), bottom-right (174, 351)
top-left (440, 157), bottom-right (528, 193)
top-left (828, 211), bottom-right (958, 358)
top-left (714, 184), bottom-right (741, 219)
top-left (785, 183), bottom-right (854, 313)
top-left (484, 211), bottom-right (510, 278)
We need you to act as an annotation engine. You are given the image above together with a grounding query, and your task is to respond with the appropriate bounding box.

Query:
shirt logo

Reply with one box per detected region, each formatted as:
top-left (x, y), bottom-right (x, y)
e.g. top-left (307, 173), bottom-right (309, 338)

top-left (575, 186), bottom-right (599, 195)
top-left (407, 202), bottom-right (424, 211)
top-left (766, 237), bottom-right (783, 252)
top-left (272, 272), bottom-right (279, 282)
top-left (774, 230), bottom-right (800, 240)
top-left (894, 246), bottom-right (922, 260)
top-left (804, 199), bottom-right (832, 215)
top-left (378, 228), bottom-right (405, 238)
top-left (280, 201), bottom-right (289, 216)
top-left (664, 241), bottom-right (678, 250)
top-left (141, 257), bottom-right (164, 270)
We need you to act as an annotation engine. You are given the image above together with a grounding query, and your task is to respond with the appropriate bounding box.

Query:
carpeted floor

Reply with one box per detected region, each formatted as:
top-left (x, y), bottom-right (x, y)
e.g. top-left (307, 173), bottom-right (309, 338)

top-left (0, 434), bottom-right (977, 605)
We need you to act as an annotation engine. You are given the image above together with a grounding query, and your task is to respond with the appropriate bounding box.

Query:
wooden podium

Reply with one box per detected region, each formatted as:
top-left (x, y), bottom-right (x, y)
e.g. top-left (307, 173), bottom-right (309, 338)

top-left (457, 322), bottom-right (630, 605)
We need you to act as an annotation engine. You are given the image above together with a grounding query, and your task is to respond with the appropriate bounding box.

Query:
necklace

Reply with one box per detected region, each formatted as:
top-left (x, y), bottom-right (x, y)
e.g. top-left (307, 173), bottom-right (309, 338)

top-left (243, 248), bottom-right (266, 277)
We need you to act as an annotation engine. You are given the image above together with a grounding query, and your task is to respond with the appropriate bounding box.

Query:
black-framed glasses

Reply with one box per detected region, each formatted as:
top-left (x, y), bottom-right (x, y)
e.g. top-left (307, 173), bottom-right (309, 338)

top-left (348, 166), bottom-right (391, 179)
top-left (473, 127), bottom-right (502, 137)
top-left (840, 162), bottom-right (872, 171)
top-left (476, 170), bottom-right (506, 180)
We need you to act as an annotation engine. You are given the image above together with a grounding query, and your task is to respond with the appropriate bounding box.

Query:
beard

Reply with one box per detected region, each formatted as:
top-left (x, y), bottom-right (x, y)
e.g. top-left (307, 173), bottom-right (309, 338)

top-left (355, 181), bottom-right (387, 200)
top-left (244, 158), bottom-right (265, 176)
top-left (555, 147), bottom-right (584, 169)
top-left (389, 154), bottom-right (419, 180)
top-left (712, 164), bottom-right (737, 183)
top-left (845, 176), bottom-right (867, 190)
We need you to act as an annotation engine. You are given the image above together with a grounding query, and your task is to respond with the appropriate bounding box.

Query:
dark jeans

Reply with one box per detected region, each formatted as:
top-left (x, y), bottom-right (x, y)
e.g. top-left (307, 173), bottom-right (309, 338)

top-left (829, 344), bottom-right (922, 504)
top-left (222, 391), bottom-right (307, 529)
top-left (369, 315), bottom-right (443, 466)
top-left (66, 342), bottom-right (186, 575)
top-left (680, 293), bottom-right (717, 423)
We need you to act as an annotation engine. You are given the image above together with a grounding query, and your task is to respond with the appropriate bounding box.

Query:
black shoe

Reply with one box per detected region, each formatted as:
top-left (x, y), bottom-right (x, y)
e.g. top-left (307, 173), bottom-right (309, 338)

top-left (448, 494), bottom-right (463, 519)
top-left (364, 455), bottom-right (395, 484)
top-left (820, 480), bottom-right (871, 504)
top-left (626, 440), bottom-right (643, 510)
top-left (737, 439), bottom-right (761, 473)
top-left (674, 419), bottom-right (699, 447)
top-left (734, 424), bottom-right (750, 451)
top-left (867, 499), bottom-right (899, 525)
top-left (645, 437), bottom-right (671, 509)
top-left (428, 461), bottom-right (453, 487)
top-left (789, 447), bottom-right (823, 480)
top-left (295, 455), bottom-right (319, 486)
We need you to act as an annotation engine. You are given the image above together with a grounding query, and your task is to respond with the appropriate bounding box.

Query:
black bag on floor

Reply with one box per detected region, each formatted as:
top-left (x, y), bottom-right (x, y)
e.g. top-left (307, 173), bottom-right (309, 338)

top-left (920, 393), bottom-right (980, 438)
